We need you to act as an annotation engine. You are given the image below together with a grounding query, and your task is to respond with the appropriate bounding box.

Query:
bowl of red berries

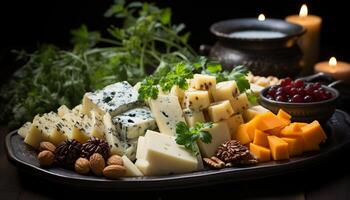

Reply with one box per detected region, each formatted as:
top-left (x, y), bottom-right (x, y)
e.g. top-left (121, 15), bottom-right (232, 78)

top-left (259, 78), bottom-right (339, 123)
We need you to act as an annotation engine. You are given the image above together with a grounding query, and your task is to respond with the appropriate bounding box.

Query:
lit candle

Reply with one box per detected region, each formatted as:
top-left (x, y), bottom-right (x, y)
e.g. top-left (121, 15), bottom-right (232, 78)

top-left (286, 4), bottom-right (322, 74)
top-left (314, 57), bottom-right (350, 81)
top-left (258, 13), bottom-right (265, 21)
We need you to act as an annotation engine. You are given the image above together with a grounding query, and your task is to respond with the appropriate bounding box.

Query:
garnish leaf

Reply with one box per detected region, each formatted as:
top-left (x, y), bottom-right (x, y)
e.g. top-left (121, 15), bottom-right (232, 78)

top-left (175, 121), bottom-right (213, 155)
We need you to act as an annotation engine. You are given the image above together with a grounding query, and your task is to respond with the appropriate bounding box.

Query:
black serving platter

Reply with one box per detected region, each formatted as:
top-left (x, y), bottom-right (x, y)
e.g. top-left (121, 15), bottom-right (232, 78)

top-left (5, 110), bottom-right (350, 191)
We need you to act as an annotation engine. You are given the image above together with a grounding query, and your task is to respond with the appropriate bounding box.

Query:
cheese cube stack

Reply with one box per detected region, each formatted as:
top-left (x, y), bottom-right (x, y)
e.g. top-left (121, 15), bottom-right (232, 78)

top-left (184, 90), bottom-right (210, 111)
top-left (112, 107), bottom-right (157, 141)
top-left (149, 95), bottom-right (186, 136)
top-left (212, 81), bottom-right (239, 102)
top-left (208, 100), bottom-right (234, 122)
top-left (135, 130), bottom-right (199, 176)
top-left (83, 81), bottom-right (140, 117)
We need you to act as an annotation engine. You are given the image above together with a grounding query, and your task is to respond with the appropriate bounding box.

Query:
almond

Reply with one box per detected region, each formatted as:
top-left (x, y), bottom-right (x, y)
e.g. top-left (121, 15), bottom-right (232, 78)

top-left (89, 153), bottom-right (105, 176)
top-left (38, 150), bottom-right (54, 166)
top-left (103, 165), bottom-right (126, 179)
top-left (107, 155), bottom-right (123, 166)
top-left (39, 141), bottom-right (56, 152)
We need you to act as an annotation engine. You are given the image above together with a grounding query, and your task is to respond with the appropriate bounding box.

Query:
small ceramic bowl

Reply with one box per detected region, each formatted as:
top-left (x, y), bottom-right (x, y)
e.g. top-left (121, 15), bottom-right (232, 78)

top-left (259, 85), bottom-right (340, 123)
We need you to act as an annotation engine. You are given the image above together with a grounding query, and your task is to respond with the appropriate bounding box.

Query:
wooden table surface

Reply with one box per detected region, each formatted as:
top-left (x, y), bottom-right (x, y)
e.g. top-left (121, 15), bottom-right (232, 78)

top-left (1, 126), bottom-right (350, 200)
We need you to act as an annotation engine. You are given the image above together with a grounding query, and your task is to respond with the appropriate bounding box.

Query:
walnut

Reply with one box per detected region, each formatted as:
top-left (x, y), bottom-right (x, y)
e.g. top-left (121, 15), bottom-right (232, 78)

top-left (75, 158), bottom-right (90, 174)
top-left (38, 150), bottom-right (54, 167)
top-left (89, 153), bottom-right (105, 176)
top-left (107, 155), bottom-right (123, 166)
top-left (103, 165), bottom-right (126, 179)
top-left (39, 142), bottom-right (56, 153)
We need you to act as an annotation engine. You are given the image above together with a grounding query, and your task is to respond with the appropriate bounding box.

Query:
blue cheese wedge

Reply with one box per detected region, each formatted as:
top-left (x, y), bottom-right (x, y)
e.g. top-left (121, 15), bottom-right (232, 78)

top-left (82, 81), bottom-right (140, 117)
top-left (112, 107), bottom-right (157, 141)
top-left (148, 95), bottom-right (185, 136)
top-left (103, 113), bottom-right (128, 156)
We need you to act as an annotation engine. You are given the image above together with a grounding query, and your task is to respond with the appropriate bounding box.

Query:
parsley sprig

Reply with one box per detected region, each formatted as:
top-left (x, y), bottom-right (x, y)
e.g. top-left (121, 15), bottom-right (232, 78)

top-left (175, 121), bottom-right (213, 155)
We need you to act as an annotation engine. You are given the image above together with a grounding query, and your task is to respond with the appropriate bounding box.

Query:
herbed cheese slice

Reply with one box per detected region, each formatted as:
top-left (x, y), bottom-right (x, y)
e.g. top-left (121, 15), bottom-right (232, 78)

top-left (82, 81), bottom-right (140, 117)
top-left (112, 107), bottom-right (157, 141)
top-left (184, 90), bottom-right (210, 111)
top-left (230, 93), bottom-right (249, 114)
top-left (208, 100), bottom-right (234, 122)
top-left (136, 130), bottom-right (198, 176)
top-left (23, 124), bottom-right (42, 149)
top-left (148, 95), bottom-right (185, 136)
top-left (212, 80), bottom-right (239, 102)
top-left (32, 112), bottom-right (69, 145)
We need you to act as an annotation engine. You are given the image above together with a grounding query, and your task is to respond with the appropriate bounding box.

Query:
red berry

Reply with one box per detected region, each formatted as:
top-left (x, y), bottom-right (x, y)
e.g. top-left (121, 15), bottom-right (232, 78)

top-left (276, 95), bottom-right (286, 102)
top-left (281, 77), bottom-right (292, 87)
top-left (267, 88), bottom-right (276, 97)
top-left (313, 82), bottom-right (321, 89)
top-left (297, 88), bottom-right (307, 96)
top-left (291, 94), bottom-right (303, 103)
top-left (290, 87), bottom-right (298, 95)
top-left (304, 95), bottom-right (313, 102)
top-left (294, 79), bottom-right (304, 88)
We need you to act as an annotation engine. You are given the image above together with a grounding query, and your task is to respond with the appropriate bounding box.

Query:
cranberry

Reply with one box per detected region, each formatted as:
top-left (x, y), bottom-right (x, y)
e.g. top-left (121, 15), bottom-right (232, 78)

top-left (291, 94), bottom-right (303, 103)
top-left (297, 88), bottom-right (307, 96)
top-left (305, 85), bottom-right (314, 95)
top-left (304, 95), bottom-right (313, 102)
top-left (275, 91), bottom-right (284, 98)
top-left (289, 87), bottom-right (298, 96)
top-left (276, 95), bottom-right (286, 102)
top-left (294, 79), bottom-right (304, 88)
top-left (325, 91), bottom-right (333, 99)
top-left (281, 77), bottom-right (292, 87)
top-left (284, 85), bottom-right (292, 93)
top-left (312, 82), bottom-right (322, 90)
top-left (267, 87), bottom-right (276, 97)
top-left (312, 90), bottom-right (321, 101)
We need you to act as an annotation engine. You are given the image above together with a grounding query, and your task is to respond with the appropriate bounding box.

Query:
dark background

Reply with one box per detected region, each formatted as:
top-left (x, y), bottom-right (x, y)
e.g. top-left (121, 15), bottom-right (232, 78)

top-left (0, 0), bottom-right (349, 84)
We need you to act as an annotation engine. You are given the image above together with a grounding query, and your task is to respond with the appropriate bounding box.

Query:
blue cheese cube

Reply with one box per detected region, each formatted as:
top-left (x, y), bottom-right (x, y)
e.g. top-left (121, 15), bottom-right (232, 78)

top-left (82, 81), bottom-right (140, 117)
top-left (112, 107), bottom-right (157, 140)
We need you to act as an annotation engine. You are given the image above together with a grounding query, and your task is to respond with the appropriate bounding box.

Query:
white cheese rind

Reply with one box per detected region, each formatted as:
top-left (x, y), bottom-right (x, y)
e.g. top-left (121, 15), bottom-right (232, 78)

top-left (112, 107), bottom-right (157, 140)
top-left (148, 95), bottom-right (185, 135)
top-left (82, 81), bottom-right (140, 117)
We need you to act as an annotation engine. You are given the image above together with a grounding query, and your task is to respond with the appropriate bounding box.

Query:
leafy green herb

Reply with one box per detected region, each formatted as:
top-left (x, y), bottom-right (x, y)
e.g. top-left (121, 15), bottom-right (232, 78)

top-left (175, 121), bottom-right (213, 155)
top-left (0, 1), bottom-right (197, 128)
top-left (138, 76), bottom-right (159, 100)
top-left (159, 62), bottom-right (193, 92)
top-left (246, 90), bottom-right (258, 104)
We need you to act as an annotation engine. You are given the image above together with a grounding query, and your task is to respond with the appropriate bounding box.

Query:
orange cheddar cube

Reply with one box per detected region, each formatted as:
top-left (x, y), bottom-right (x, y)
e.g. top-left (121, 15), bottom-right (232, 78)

top-left (236, 124), bottom-right (253, 145)
top-left (294, 122), bottom-right (308, 128)
top-left (266, 126), bottom-right (283, 136)
top-left (281, 137), bottom-right (303, 156)
top-left (300, 120), bottom-right (326, 152)
top-left (280, 123), bottom-right (303, 138)
top-left (277, 109), bottom-right (291, 126)
top-left (267, 135), bottom-right (290, 160)
top-left (250, 143), bottom-right (271, 162)
top-left (248, 112), bottom-right (287, 131)
top-left (253, 129), bottom-right (269, 148)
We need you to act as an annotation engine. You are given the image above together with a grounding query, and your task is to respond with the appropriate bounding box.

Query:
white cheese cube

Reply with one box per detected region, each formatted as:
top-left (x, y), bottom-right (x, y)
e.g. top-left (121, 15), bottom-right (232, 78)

top-left (250, 84), bottom-right (264, 96)
top-left (122, 155), bottom-right (143, 177)
top-left (184, 90), bottom-right (210, 111)
top-left (192, 74), bottom-right (216, 91)
top-left (103, 113), bottom-right (127, 156)
top-left (82, 81), bottom-right (140, 117)
top-left (230, 93), bottom-right (249, 114)
top-left (112, 107), bottom-right (157, 140)
top-left (183, 109), bottom-right (205, 127)
top-left (243, 105), bottom-right (270, 121)
top-left (148, 95), bottom-right (185, 135)
top-left (197, 121), bottom-right (231, 157)
top-left (225, 114), bottom-right (244, 139)
top-left (18, 122), bottom-right (31, 138)
top-left (138, 130), bottom-right (198, 176)
top-left (212, 81), bottom-right (239, 102)
top-left (57, 105), bottom-right (70, 117)
top-left (136, 136), bottom-right (146, 160)
top-left (23, 124), bottom-right (42, 149)
top-left (208, 100), bottom-right (234, 122)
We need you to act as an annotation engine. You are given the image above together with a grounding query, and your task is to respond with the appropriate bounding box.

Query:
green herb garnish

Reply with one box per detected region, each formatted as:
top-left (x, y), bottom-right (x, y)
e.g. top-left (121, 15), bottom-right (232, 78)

top-left (175, 121), bottom-right (213, 155)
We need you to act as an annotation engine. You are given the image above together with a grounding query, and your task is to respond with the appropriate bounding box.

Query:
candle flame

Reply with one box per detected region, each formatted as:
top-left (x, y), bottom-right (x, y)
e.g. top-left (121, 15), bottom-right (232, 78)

top-left (329, 57), bottom-right (337, 66)
top-left (258, 14), bottom-right (265, 21)
top-left (299, 4), bottom-right (308, 17)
